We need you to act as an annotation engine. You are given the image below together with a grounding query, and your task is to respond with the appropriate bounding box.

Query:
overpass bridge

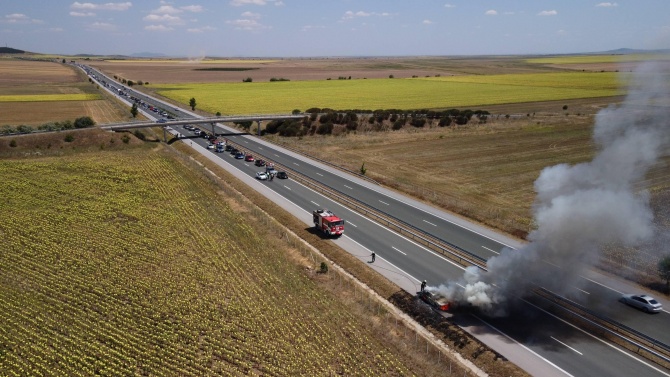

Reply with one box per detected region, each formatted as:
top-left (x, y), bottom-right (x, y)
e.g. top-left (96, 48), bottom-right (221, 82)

top-left (100, 114), bottom-right (305, 131)
top-left (100, 114), bottom-right (306, 141)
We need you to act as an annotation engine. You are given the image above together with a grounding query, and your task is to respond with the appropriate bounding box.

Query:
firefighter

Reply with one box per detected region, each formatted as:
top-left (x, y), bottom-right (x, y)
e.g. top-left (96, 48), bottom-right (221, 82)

top-left (371, 252), bottom-right (376, 263)
top-left (420, 280), bottom-right (427, 292)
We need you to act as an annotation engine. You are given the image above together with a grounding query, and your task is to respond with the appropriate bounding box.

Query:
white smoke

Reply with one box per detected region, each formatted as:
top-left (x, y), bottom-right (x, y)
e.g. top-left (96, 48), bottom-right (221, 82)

top-left (439, 58), bottom-right (670, 315)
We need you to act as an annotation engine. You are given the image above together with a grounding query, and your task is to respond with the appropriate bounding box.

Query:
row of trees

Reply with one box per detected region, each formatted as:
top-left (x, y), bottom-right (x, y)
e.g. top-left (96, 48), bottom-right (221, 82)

top-left (261, 108), bottom-right (490, 137)
top-left (1, 116), bottom-right (95, 135)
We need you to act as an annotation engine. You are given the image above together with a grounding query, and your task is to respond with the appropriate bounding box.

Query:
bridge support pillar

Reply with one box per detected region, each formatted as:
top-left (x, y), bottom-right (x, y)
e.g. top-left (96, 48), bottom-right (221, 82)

top-left (257, 120), bottom-right (262, 136)
top-left (162, 126), bottom-right (167, 142)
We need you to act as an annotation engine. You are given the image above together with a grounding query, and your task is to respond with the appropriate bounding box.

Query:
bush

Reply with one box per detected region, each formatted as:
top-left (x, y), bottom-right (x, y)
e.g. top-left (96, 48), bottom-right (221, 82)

top-left (121, 135), bottom-right (131, 144)
top-left (9, 139), bottom-right (17, 148)
top-left (64, 134), bottom-right (74, 142)
top-left (319, 262), bottom-right (328, 274)
top-left (242, 77), bottom-right (253, 82)
top-left (74, 116), bottom-right (95, 129)
top-left (133, 130), bottom-right (146, 140)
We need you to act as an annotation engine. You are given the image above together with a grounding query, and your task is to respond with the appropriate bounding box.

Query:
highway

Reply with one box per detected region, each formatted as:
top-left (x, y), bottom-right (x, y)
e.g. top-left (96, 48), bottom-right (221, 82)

top-left (82, 63), bottom-right (670, 377)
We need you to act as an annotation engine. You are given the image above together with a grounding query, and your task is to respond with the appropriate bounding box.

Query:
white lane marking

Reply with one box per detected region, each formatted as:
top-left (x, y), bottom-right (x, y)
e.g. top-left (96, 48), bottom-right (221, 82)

top-left (423, 220), bottom-right (437, 226)
top-left (379, 200), bottom-right (390, 206)
top-left (573, 287), bottom-right (590, 295)
top-left (472, 314), bottom-right (575, 377)
top-left (550, 337), bottom-right (583, 355)
top-left (310, 201), bottom-right (320, 206)
top-left (392, 247), bottom-right (407, 255)
top-left (299, 181), bottom-right (468, 272)
top-left (522, 298), bottom-right (670, 377)
top-left (316, 173), bottom-right (323, 176)
top-left (344, 236), bottom-right (420, 282)
top-left (243, 141), bottom-right (248, 143)
top-left (482, 246), bottom-right (499, 255)
top-left (274, 154), bottom-right (280, 157)
top-left (580, 276), bottom-right (624, 294)
top-left (284, 186), bottom-right (291, 190)
top-left (347, 221), bottom-right (357, 228)
top-left (293, 162), bottom-right (300, 166)
top-left (344, 185), bottom-right (353, 190)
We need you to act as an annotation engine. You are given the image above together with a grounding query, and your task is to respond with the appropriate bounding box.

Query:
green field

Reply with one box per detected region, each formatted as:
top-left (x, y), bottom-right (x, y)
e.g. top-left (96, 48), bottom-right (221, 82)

top-left (153, 72), bottom-right (624, 115)
top-left (0, 93), bottom-right (100, 102)
top-left (0, 148), bottom-right (414, 376)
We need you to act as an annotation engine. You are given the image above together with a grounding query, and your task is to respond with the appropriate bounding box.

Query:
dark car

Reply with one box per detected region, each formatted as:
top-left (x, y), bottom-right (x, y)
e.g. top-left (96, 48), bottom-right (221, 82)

top-left (254, 159), bottom-right (266, 167)
top-left (225, 144), bottom-right (234, 151)
top-left (235, 152), bottom-right (245, 159)
top-left (276, 171), bottom-right (288, 179)
top-left (230, 148), bottom-right (239, 154)
top-left (156, 119), bottom-right (167, 123)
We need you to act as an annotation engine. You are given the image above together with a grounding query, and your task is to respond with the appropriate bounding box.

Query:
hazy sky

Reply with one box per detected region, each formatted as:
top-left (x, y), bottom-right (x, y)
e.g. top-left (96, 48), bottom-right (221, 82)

top-left (2, 1), bottom-right (669, 57)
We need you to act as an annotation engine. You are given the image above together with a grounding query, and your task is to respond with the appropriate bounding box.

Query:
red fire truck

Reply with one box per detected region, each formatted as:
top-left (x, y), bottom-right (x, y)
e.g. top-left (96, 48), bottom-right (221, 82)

top-left (312, 209), bottom-right (345, 237)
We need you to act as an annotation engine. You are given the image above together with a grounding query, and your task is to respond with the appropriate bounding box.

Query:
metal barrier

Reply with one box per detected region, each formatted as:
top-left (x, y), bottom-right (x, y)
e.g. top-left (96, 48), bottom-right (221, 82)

top-left (535, 288), bottom-right (670, 364)
top-left (218, 138), bottom-right (670, 370)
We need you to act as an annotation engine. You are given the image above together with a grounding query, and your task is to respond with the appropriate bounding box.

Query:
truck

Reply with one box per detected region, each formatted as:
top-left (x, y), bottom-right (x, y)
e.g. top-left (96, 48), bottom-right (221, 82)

top-left (265, 162), bottom-right (277, 177)
top-left (312, 209), bottom-right (344, 237)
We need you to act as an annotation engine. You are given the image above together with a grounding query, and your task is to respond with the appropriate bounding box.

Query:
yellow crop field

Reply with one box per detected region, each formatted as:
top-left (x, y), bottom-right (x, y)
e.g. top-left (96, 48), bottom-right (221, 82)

top-left (526, 54), bottom-right (670, 65)
top-left (0, 93), bottom-right (100, 102)
top-left (0, 149), bottom-right (415, 376)
top-left (154, 72), bottom-right (624, 115)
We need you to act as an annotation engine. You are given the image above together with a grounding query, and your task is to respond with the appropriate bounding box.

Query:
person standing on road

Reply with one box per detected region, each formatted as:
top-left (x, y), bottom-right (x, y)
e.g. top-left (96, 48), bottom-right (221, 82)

top-left (371, 252), bottom-right (376, 263)
top-left (420, 280), bottom-right (427, 292)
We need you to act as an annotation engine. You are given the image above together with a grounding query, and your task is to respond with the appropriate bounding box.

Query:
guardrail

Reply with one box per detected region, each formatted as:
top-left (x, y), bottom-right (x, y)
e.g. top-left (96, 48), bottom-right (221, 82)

top-left (535, 288), bottom-right (670, 366)
top-left (268, 139), bottom-right (381, 186)
top-left (207, 127), bottom-right (670, 370)
top-left (225, 139), bottom-right (487, 269)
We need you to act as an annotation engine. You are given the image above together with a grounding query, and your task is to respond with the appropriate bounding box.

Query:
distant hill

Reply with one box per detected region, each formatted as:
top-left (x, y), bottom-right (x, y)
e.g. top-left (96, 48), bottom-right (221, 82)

top-left (601, 48), bottom-right (670, 55)
top-left (0, 47), bottom-right (26, 54)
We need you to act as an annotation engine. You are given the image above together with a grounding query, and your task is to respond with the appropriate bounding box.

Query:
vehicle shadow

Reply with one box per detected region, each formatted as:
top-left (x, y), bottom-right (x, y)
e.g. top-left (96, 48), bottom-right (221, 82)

top-left (304, 227), bottom-right (344, 240)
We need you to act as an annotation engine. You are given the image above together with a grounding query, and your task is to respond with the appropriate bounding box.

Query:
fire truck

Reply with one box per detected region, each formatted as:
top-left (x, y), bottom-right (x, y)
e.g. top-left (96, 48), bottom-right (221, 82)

top-left (312, 209), bottom-right (345, 237)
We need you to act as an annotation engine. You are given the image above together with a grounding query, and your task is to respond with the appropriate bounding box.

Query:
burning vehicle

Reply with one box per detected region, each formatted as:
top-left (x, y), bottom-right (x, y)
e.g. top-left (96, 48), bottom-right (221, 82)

top-left (417, 290), bottom-right (452, 312)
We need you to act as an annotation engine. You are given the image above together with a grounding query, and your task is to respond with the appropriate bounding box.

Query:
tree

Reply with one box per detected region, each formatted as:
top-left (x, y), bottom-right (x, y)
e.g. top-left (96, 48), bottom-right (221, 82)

top-left (360, 162), bottom-right (367, 175)
top-left (74, 116), bottom-right (95, 129)
top-left (562, 105), bottom-right (568, 110)
top-left (216, 111), bottom-right (221, 116)
top-left (130, 103), bottom-right (138, 118)
top-left (189, 97), bottom-right (197, 111)
top-left (659, 256), bottom-right (670, 292)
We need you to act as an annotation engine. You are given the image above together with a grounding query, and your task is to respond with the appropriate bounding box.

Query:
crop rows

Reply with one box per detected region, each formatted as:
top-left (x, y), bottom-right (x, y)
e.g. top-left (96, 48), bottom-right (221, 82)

top-left (0, 150), bottom-right (414, 376)
top-left (154, 71), bottom-right (624, 115)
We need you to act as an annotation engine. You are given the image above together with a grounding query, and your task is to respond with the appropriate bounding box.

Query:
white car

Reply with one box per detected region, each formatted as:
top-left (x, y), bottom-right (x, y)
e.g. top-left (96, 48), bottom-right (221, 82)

top-left (207, 143), bottom-right (215, 150)
top-left (620, 294), bottom-right (662, 313)
top-left (255, 172), bottom-right (268, 180)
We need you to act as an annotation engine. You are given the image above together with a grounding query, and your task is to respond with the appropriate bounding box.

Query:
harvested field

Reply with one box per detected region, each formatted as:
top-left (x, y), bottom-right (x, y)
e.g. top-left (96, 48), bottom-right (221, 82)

top-left (91, 56), bottom-right (556, 85)
top-left (269, 114), bottom-right (669, 239)
top-left (0, 59), bottom-right (134, 126)
top-left (0, 144), bottom-right (421, 376)
top-left (0, 59), bottom-right (80, 85)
